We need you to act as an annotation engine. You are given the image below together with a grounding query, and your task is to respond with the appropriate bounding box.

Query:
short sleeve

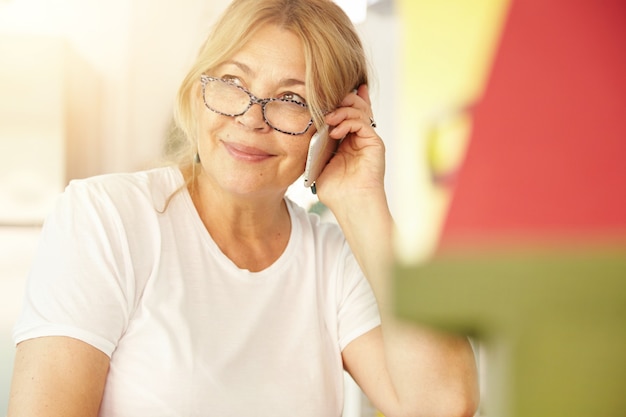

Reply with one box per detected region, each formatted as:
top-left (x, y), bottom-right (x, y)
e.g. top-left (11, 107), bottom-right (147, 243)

top-left (336, 242), bottom-right (381, 351)
top-left (12, 181), bottom-right (136, 357)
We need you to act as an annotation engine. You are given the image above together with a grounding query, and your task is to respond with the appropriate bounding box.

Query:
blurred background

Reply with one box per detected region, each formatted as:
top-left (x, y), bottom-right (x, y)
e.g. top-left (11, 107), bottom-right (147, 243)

top-left (1, 0), bottom-right (625, 416)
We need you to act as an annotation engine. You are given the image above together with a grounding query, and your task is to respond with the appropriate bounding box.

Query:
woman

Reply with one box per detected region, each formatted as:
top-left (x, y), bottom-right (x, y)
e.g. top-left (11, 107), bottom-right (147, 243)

top-left (8, 0), bottom-right (479, 416)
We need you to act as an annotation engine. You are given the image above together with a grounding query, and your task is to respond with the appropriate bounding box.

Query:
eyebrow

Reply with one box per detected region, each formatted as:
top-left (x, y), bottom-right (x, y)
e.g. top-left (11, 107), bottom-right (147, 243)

top-left (222, 60), bottom-right (306, 89)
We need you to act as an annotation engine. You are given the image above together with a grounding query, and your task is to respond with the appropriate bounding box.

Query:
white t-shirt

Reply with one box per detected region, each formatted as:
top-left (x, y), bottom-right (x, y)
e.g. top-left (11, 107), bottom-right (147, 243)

top-left (13, 167), bottom-right (381, 417)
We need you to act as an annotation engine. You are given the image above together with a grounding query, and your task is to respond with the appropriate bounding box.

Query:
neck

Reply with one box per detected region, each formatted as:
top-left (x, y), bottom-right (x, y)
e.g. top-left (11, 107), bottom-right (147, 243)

top-left (185, 166), bottom-right (292, 271)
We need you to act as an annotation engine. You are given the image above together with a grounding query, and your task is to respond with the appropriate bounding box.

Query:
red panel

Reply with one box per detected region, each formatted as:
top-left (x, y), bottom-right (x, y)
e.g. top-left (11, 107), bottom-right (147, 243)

top-left (439, 0), bottom-right (626, 248)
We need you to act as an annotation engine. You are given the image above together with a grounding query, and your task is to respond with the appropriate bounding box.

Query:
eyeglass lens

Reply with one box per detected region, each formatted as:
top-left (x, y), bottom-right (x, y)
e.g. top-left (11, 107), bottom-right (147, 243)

top-left (202, 77), bottom-right (312, 135)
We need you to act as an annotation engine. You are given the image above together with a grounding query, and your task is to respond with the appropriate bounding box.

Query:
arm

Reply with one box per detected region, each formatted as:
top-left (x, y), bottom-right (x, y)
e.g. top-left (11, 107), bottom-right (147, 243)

top-left (8, 337), bottom-right (110, 417)
top-left (316, 85), bottom-right (479, 417)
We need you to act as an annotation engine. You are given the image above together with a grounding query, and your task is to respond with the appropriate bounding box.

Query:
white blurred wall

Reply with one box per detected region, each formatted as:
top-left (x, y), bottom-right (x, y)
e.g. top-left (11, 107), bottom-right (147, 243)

top-left (0, 0), bottom-right (230, 180)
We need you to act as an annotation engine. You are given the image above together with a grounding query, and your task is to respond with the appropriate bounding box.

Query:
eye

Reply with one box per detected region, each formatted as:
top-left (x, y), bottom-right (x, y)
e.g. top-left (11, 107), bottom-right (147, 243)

top-left (221, 75), bottom-right (245, 87)
top-left (281, 92), bottom-right (307, 105)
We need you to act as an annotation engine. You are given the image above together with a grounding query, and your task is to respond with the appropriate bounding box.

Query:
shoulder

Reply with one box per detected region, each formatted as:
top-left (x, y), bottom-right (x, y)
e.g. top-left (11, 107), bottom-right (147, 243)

top-left (64, 166), bottom-right (179, 194)
top-left (285, 198), bottom-right (354, 271)
top-left (44, 166), bottom-right (185, 239)
top-left (285, 198), bottom-right (345, 242)
top-left (58, 167), bottom-right (184, 219)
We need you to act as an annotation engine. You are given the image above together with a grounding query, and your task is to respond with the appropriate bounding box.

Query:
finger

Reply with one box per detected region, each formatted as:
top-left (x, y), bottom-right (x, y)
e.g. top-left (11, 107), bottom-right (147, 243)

top-left (340, 87), bottom-right (369, 110)
top-left (327, 116), bottom-right (377, 139)
top-left (356, 84), bottom-right (372, 107)
top-left (338, 86), bottom-right (374, 125)
top-left (324, 107), bottom-right (372, 134)
top-left (339, 85), bottom-right (372, 114)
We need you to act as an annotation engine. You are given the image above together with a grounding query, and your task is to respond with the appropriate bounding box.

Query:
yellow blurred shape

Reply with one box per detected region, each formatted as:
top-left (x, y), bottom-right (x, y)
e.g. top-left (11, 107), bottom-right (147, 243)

top-left (397, 0), bottom-right (510, 114)
top-left (426, 112), bottom-right (473, 183)
top-left (393, 0), bottom-right (510, 264)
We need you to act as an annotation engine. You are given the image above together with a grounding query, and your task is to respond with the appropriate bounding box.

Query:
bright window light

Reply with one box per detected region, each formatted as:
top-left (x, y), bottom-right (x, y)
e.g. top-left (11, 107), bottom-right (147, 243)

top-left (334, 0), bottom-right (367, 24)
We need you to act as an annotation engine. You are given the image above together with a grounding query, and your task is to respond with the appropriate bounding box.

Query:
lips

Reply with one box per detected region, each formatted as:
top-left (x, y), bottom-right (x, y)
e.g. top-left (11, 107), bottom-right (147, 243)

top-left (222, 141), bottom-right (275, 162)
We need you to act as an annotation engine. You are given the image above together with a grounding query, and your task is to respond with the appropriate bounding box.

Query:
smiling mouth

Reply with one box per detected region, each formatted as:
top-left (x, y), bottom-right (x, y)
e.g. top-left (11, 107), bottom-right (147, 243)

top-left (223, 141), bottom-right (275, 161)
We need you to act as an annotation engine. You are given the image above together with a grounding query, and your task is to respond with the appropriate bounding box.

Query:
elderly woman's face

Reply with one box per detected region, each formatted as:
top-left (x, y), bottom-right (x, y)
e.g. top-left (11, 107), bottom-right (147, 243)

top-left (195, 24), bottom-right (314, 197)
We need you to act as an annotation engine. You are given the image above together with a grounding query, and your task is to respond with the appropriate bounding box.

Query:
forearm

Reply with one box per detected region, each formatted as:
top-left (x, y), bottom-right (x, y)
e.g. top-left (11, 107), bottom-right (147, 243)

top-left (330, 188), bottom-right (394, 311)
top-left (380, 322), bottom-right (479, 417)
top-left (331, 190), bottom-right (479, 416)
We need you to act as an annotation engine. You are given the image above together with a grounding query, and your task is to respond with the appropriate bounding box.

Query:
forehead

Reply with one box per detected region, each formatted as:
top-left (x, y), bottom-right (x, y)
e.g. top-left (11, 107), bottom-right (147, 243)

top-left (223, 24), bottom-right (306, 83)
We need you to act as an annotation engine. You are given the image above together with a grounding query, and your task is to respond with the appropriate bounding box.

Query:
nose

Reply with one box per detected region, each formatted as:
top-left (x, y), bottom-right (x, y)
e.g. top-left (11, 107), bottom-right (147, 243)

top-left (236, 101), bottom-right (270, 132)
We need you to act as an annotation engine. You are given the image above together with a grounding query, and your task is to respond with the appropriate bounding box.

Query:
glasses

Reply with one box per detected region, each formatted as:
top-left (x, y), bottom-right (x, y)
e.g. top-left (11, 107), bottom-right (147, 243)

top-left (200, 75), bottom-right (314, 136)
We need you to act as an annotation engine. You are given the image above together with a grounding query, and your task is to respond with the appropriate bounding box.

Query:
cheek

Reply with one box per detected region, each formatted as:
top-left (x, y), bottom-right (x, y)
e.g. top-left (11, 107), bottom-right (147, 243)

top-left (194, 87), bottom-right (222, 129)
top-left (196, 104), bottom-right (225, 140)
top-left (293, 135), bottom-right (314, 166)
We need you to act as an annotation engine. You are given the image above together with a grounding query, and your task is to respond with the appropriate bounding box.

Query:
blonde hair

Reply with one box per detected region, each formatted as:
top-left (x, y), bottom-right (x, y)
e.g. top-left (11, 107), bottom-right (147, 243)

top-left (171, 0), bottom-right (369, 167)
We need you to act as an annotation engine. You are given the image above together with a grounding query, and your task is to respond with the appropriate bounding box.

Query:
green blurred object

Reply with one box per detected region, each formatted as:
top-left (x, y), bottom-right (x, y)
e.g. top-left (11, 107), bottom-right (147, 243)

top-left (394, 244), bottom-right (626, 417)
